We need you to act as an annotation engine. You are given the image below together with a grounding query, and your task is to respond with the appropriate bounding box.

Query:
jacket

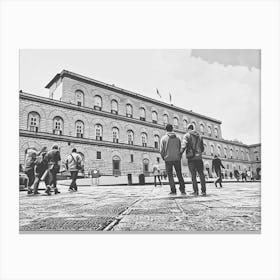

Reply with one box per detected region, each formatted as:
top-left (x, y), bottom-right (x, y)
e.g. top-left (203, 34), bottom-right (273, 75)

top-left (181, 130), bottom-right (204, 161)
top-left (160, 132), bottom-right (182, 162)
top-left (66, 152), bottom-right (82, 171)
top-left (212, 157), bottom-right (225, 172)
top-left (24, 149), bottom-right (37, 172)
top-left (45, 149), bottom-right (61, 170)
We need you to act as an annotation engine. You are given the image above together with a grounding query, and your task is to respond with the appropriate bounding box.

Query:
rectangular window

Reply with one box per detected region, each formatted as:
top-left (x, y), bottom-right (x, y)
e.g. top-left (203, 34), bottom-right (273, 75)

top-left (130, 154), bottom-right (134, 162)
top-left (154, 142), bottom-right (159, 149)
top-left (157, 157), bottom-right (160, 163)
top-left (140, 117), bottom-right (146, 121)
top-left (97, 151), bottom-right (101, 159)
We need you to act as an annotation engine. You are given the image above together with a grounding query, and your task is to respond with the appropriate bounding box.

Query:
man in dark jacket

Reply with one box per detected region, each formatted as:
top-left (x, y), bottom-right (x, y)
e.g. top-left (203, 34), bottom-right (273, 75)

top-left (212, 155), bottom-right (225, 188)
top-left (45, 144), bottom-right (61, 195)
top-left (160, 124), bottom-right (186, 195)
top-left (181, 124), bottom-right (206, 196)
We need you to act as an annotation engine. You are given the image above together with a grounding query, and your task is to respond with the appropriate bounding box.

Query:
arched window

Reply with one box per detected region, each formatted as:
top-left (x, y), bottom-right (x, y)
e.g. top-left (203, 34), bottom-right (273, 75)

top-left (203, 144), bottom-right (207, 155)
top-left (127, 130), bottom-right (134, 145)
top-left (191, 122), bottom-right (196, 130)
top-left (95, 124), bottom-right (103, 141)
top-left (230, 149), bottom-right (233, 159)
top-left (75, 120), bottom-right (84, 138)
top-left (152, 111), bottom-right (158, 124)
top-left (53, 116), bottom-right (63, 135)
top-left (183, 119), bottom-right (188, 130)
top-left (112, 127), bottom-right (119, 143)
top-left (236, 149), bottom-right (239, 159)
top-left (200, 124), bottom-right (204, 134)
top-left (217, 146), bottom-right (221, 157)
top-left (224, 147), bottom-right (227, 158)
top-left (241, 150), bottom-right (244, 160)
top-left (163, 114), bottom-right (169, 125)
top-left (214, 127), bottom-right (219, 138)
top-left (111, 99), bottom-right (118, 114)
top-left (94, 95), bottom-right (102, 110)
top-left (246, 152), bottom-right (250, 161)
top-left (141, 132), bottom-right (148, 147)
top-left (154, 135), bottom-right (160, 149)
top-left (126, 104), bottom-right (133, 117)
top-left (208, 126), bottom-right (212, 136)
top-left (140, 107), bottom-right (146, 121)
top-left (28, 112), bottom-right (40, 132)
top-left (210, 145), bottom-right (214, 156)
top-left (75, 90), bottom-right (84, 106)
top-left (173, 117), bottom-right (179, 128)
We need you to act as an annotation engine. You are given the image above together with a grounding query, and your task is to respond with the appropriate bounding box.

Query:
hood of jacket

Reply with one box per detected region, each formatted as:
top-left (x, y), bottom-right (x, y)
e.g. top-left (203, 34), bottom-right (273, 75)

top-left (166, 132), bottom-right (177, 138)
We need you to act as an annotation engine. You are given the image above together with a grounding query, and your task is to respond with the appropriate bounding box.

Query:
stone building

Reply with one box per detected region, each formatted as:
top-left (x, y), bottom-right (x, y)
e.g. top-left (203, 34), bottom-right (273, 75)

top-left (19, 70), bottom-right (261, 179)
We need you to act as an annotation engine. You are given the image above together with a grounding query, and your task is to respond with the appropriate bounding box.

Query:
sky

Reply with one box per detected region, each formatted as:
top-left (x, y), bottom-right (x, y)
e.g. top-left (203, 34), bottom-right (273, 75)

top-left (19, 49), bottom-right (261, 145)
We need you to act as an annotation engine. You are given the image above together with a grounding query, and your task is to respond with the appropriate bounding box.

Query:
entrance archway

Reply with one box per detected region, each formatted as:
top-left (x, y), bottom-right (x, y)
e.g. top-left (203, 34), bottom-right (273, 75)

top-left (112, 155), bottom-right (121, 176)
top-left (143, 158), bottom-right (149, 175)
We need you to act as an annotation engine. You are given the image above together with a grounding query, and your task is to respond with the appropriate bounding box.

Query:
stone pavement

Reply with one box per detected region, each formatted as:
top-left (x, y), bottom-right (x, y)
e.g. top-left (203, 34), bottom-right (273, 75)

top-left (19, 182), bottom-right (261, 233)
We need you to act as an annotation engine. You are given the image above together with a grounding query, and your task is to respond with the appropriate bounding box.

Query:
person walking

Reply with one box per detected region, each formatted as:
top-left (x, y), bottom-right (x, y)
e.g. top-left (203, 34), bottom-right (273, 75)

top-left (212, 155), bottom-right (225, 188)
top-left (181, 124), bottom-right (206, 196)
top-left (24, 147), bottom-right (38, 194)
top-left (45, 144), bottom-right (61, 195)
top-left (31, 147), bottom-right (48, 194)
top-left (65, 148), bottom-right (82, 191)
top-left (152, 160), bottom-right (162, 187)
top-left (160, 124), bottom-right (186, 195)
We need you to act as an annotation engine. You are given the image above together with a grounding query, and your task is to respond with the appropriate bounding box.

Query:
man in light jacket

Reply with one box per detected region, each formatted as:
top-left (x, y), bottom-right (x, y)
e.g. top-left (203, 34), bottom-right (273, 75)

top-left (65, 148), bottom-right (82, 191)
top-left (160, 124), bottom-right (186, 195)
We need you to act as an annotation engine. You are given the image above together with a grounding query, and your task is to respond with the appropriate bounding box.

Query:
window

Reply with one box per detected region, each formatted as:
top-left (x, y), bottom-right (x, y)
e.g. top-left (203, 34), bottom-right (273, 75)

top-left (163, 114), bottom-right (169, 125)
top-left (28, 112), bottom-right (40, 132)
top-left (127, 130), bottom-right (134, 145)
top-left (217, 146), bottom-right (221, 157)
top-left (53, 116), bottom-right (63, 135)
top-left (154, 135), bottom-right (160, 149)
top-left (95, 124), bottom-right (103, 141)
top-left (157, 157), bottom-right (160, 163)
top-left (97, 151), bottom-right (101, 159)
top-left (203, 144), bottom-right (207, 155)
top-left (173, 117), bottom-right (179, 128)
top-left (112, 127), bottom-right (119, 143)
top-left (183, 120), bottom-right (188, 130)
top-left (256, 156), bottom-right (259, 161)
top-left (210, 145), bottom-right (214, 156)
top-left (200, 124), bottom-right (204, 134)
top-left (130, 154), bottom-right (134, 162)
top-left (241, 151), bottom-right (244, 160)
top-left (224, 148), bottom-right (227, 158)
top-left (75, 90), bottom-right (84, 106)
top-left (140, 107), bottom-right (146, 121)
top-left (214, 127), bottom-right (218, 138)
top-left (208, 126), bottom-right (212, 136)
top-left (227, 164), bottom-right (229, 169)
top-left (111, 99), bottom-right (118, 114)
top-left (126, 104), bottom-right (133, 117)
top-left (152, 111), bottom-right (158, 124)
top-left (141, 132), bottom-right (147, 147)
top-left (247, 152), bottom-right (250, 161)
top-left (75, 121), bottom-right (84, 138)
top-left (230, 149), bottom-right (233, 159)
top-left (236, 149), bottom-right (239, 159)
top-left (94, 95), bottom-right (102, 110)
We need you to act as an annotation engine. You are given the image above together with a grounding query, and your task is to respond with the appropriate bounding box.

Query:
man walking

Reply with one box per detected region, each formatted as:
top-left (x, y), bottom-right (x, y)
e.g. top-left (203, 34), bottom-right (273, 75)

top-left (160, 124), bottom-right (186, 195)
top-left (65, 148), bottom-right (82, 191)
top-left (45, 144), bottom-right (61, 195)
top-left (212, 155), bottom-right (225, 188)
top-left (181, 124), bottom-right (206, 196)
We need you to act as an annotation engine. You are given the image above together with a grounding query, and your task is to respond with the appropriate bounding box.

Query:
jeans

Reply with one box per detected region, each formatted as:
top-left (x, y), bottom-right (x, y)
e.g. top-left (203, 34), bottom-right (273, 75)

top-left (70, 171), bottom-right (78, 190)
top-left (214, 168), bottom-right (223, 187)
top-left (47, 168), bottom-right (58, 189)
top-left (25, 168), bottom-right (35, 188)
top-left (165, 161), bottom-right (185, 193)
top-left (32, 169), bottom-right (48, 192)
top-left (188, 159), bottom-right (206, 194)
top-left (154, 175), bottom-right (161, 186)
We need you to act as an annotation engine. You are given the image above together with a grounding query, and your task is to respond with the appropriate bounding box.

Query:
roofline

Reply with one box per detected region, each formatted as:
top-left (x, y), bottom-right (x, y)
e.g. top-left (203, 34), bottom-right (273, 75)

top-left (45, 69), bottom-right (222, 124)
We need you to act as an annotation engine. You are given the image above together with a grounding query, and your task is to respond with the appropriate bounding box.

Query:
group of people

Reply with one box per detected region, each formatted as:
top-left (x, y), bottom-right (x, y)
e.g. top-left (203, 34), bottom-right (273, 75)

top-left (24, 145), bottom-right (82, 195)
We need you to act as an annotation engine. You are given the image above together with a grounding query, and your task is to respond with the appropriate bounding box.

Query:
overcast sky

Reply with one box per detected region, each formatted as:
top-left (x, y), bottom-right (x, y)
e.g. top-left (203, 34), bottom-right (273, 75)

top-left (19, 49), bottom-right (260, 145)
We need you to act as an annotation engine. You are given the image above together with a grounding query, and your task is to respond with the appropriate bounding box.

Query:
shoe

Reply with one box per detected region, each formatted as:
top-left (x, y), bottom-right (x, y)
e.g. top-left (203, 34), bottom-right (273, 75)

top-left (45, 187), bottom-right (51, 195)
top-left (68, 187), bottom-right (74, 192)
top-left (201, 192), bottom-right (207, 196)
top-left (33, 191), bottom-right (40, 195)
top-left (54, 188), bottom-right (60, 194)
top-left (169, 191), bottom-right (177, 195)
top-left (27, 189), bottom-right (33, 195)
top-left (181, 191), bottom-right (187, 195)
top-left (191, 191), bottom-right (198, 196)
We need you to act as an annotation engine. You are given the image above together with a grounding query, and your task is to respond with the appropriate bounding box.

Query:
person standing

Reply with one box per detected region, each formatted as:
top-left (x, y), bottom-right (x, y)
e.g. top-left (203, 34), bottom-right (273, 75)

top-left (212, 155), bottom-right (225, 188)
top-left (181, 124), bottom-right (206, 196)
top-left (65, 148), bottom-right (82, 191)
top-left (24, 147), bottom-right (37, 194)
top-left (45, 144), bottom-right (61, 195)
top-left (152, 160), bottom-right (162, 187)
top-left (160, 124), bottom-right (186, 195)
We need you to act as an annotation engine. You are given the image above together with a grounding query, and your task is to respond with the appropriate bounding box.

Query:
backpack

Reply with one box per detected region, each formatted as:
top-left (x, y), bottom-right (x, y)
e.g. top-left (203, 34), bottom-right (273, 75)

top-left (71, 154), bottom-right (82, 170)
top-left (185, 135), bottom-right (199, 159)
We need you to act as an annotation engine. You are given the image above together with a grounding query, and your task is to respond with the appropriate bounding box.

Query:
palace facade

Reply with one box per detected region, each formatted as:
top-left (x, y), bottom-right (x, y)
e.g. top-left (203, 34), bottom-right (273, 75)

top-left (19, 70), bottom-right (261, 179)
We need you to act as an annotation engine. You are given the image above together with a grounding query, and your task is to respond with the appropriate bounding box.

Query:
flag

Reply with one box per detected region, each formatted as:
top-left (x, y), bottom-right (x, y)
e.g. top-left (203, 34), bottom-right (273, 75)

top-left (156, 88), bottom-right (162, 98)
top-left (169, 92), bottom-right (172, 104)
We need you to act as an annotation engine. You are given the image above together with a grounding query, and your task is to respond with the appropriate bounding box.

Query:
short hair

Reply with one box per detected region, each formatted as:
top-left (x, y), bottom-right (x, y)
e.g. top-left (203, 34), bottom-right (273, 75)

top-left (72, 148), bottom-right (77, 153)
top-left (52, 144), bottom-right (59, 150)
top-left (165, 124), bottom-right (173, 132)
top-left (187, 124), bottom-right (194, 131)
top-left (214, 155), bottom-right (218, 158)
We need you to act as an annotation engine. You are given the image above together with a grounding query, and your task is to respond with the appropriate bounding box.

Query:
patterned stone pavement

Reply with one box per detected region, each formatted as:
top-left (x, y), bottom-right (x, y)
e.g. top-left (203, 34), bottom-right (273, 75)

top-left (19, 182), bottom-right (261, 233)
